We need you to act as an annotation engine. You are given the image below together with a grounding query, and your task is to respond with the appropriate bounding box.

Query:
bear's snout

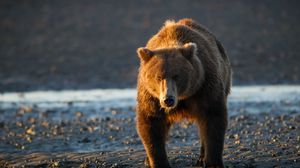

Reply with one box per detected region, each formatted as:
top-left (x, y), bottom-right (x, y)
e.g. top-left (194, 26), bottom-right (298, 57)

top-left (159, 78), bottom-right (178, 109)
top-left (163, 96), bottom-right (175, 107)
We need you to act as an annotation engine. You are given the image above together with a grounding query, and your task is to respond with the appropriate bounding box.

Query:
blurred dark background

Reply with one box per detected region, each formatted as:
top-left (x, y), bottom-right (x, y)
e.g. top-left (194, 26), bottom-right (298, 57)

top-left (0, 0), bottom-right (299, 92)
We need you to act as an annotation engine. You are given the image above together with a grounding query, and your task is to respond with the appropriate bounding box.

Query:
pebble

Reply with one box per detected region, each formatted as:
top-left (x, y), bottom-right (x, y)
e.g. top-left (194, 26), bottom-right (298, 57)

top-left (26, 127), bottom-right (36, 135)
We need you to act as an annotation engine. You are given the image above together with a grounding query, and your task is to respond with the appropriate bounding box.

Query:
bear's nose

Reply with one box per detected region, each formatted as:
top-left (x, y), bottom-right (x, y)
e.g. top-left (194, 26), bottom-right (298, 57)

top-left (164, 97), bottom-right (175, 107)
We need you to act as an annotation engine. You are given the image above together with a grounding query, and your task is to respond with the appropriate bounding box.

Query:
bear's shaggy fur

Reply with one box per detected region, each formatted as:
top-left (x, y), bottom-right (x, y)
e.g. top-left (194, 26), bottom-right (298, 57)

top-left (136, 18), bottom-right (231, 168)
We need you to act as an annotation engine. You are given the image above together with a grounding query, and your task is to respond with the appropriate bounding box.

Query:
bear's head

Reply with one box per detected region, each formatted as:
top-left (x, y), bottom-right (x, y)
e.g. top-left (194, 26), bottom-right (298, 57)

top-left (137, 43), bottom-right (204, 112)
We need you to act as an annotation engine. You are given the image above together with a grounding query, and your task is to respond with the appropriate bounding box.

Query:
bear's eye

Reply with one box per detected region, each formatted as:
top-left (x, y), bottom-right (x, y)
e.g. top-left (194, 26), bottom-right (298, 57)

top-left (172, 75), bottom-right (179, 81)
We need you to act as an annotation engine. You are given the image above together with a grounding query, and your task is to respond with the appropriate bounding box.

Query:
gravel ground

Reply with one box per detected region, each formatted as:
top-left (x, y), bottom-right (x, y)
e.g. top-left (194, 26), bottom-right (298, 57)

top-left (0, 105), bottom-right (299, 167)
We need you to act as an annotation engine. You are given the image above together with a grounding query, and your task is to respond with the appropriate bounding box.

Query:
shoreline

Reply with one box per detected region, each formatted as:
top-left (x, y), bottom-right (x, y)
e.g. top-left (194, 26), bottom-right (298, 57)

top-left (1, 85), bottom-right (299, 117)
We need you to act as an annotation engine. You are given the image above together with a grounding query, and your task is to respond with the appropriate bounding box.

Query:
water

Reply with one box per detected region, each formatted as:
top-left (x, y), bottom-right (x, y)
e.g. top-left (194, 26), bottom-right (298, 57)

top-left (0, 85), bottom-right (300, 122)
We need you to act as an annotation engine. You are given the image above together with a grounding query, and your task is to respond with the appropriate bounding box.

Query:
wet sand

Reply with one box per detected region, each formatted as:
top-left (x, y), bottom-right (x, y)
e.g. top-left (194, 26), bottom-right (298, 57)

top-left (0, 87), bottom-right (299, 167)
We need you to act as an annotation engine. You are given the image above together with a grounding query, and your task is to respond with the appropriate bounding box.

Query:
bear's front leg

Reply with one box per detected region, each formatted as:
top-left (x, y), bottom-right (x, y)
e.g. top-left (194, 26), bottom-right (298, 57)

top-left (197, 101), bottom-right (227, 168)
top-left (136, 112), bottom-right (171, 168)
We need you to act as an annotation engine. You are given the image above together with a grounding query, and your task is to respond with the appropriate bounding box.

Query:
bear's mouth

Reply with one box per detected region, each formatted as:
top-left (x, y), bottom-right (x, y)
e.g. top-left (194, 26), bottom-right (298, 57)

top-left (162, 106), bottom-right (177, 113)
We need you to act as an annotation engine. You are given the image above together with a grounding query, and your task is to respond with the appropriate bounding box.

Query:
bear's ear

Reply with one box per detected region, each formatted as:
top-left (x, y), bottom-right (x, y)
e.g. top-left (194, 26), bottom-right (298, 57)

top-left (181, 42), bottom-right (197, 59)
top-left (137, 47), bottom-right (154, 63)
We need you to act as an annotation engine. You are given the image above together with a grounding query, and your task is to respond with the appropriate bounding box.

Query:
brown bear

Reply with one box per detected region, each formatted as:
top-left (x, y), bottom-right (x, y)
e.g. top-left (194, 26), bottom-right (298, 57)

top-left (136, 18), bottom-right (231, 168)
